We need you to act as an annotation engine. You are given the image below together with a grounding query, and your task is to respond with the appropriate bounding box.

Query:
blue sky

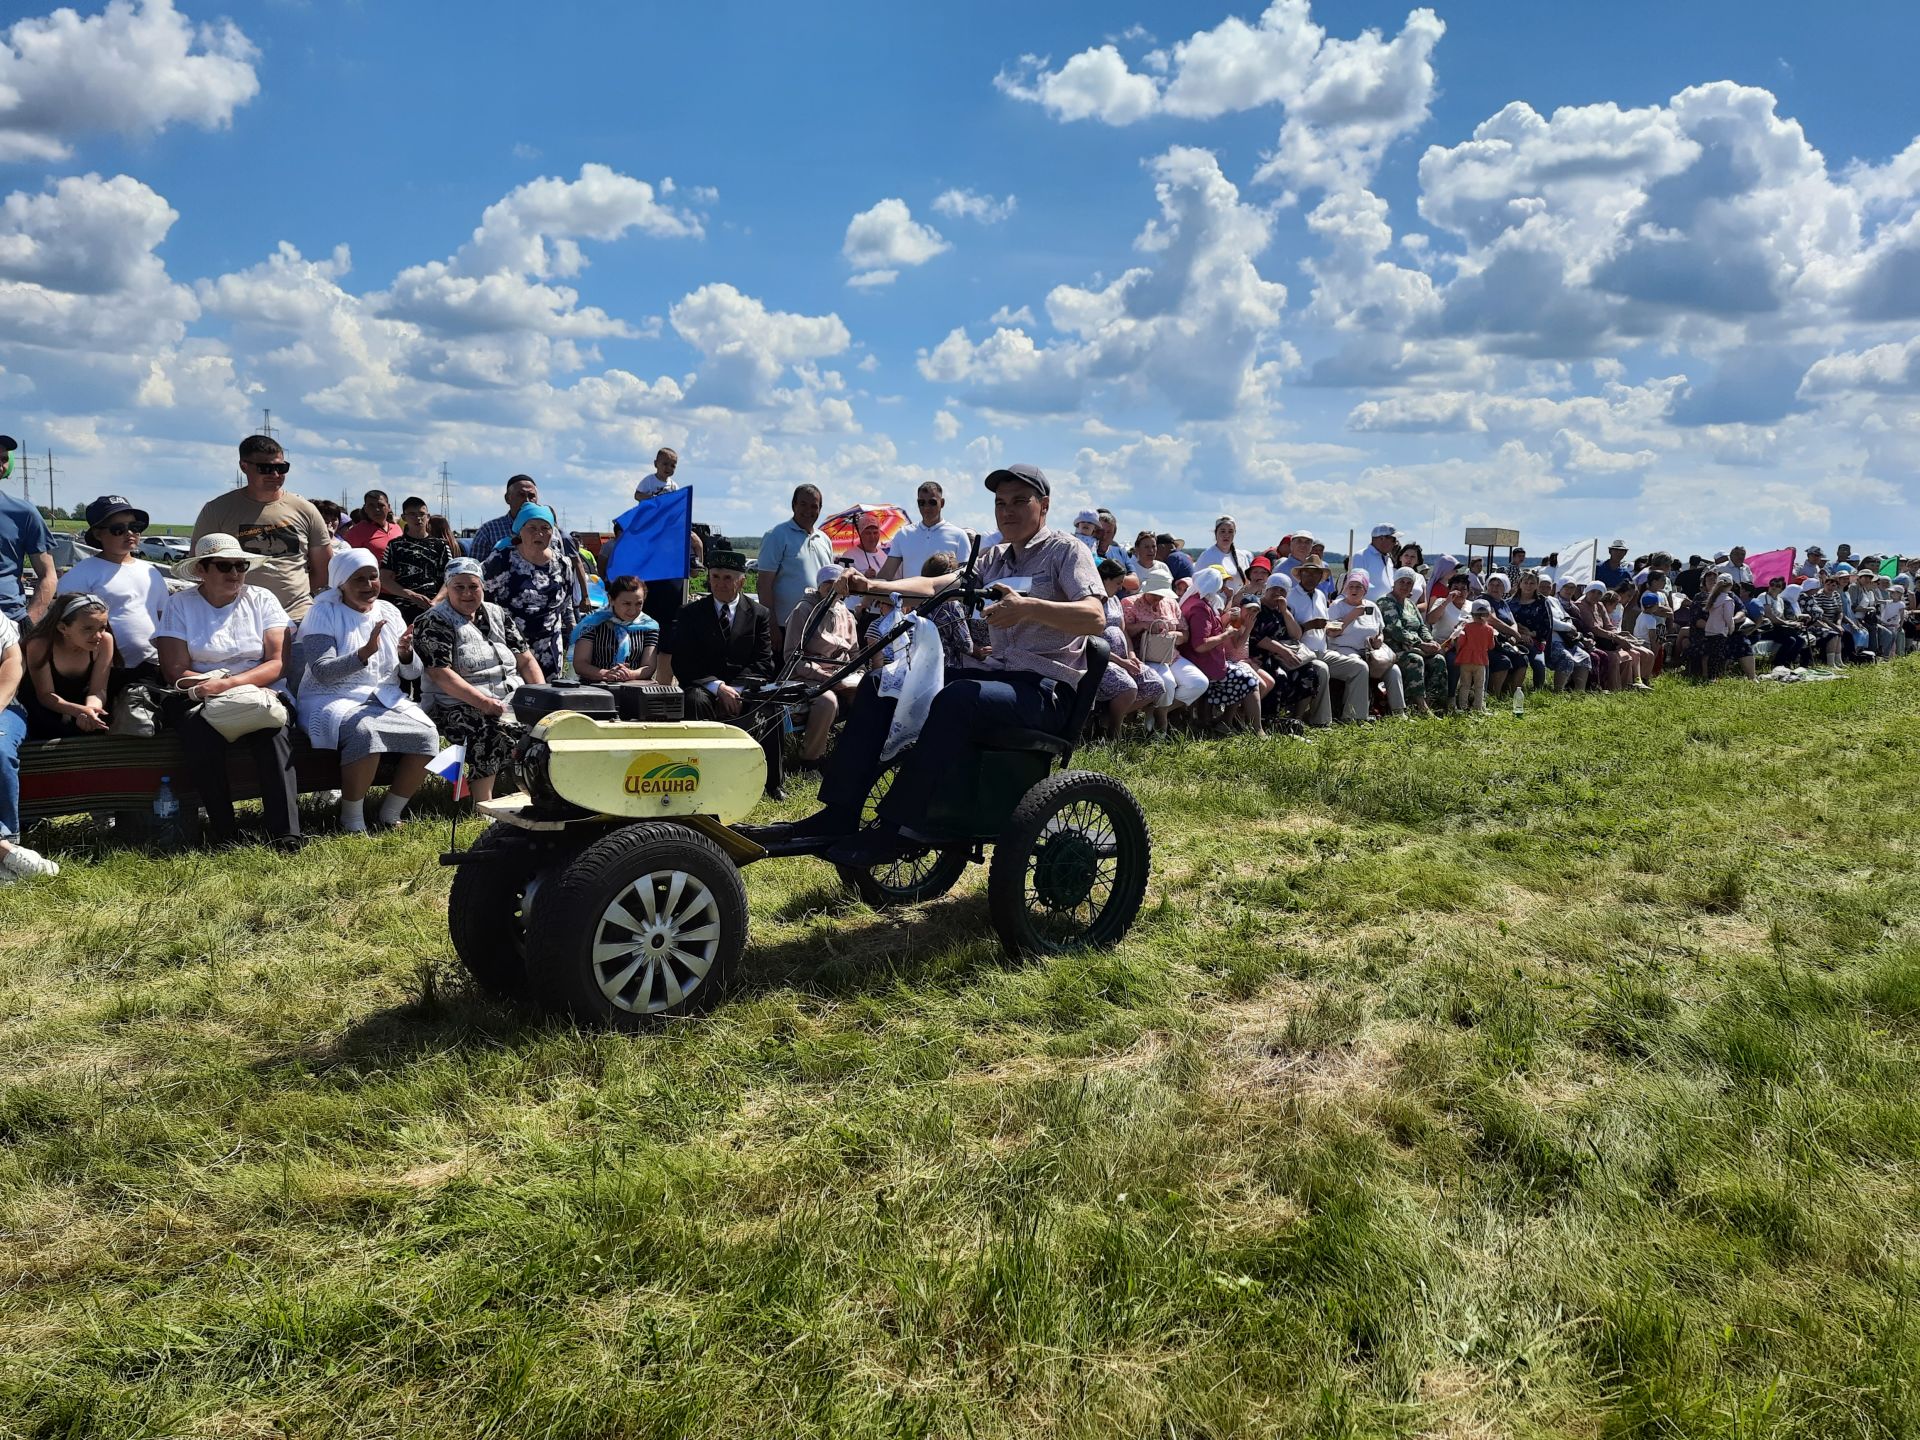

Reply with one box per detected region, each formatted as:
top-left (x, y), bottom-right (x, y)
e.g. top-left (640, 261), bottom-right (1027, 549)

top-left (2, 0), bottom-right (1918, 559)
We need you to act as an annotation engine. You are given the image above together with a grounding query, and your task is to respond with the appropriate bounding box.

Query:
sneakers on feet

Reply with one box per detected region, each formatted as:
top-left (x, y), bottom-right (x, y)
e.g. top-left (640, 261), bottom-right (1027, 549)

top-left (0, 843), bottom-right (59, 880)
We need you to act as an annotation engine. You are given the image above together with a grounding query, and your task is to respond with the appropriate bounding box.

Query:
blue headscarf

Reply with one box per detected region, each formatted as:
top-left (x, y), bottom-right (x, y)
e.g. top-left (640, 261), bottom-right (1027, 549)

top-left (496, 503), bottom-right (557, 552)
top-left (568, 601), bottom-right (658, 663)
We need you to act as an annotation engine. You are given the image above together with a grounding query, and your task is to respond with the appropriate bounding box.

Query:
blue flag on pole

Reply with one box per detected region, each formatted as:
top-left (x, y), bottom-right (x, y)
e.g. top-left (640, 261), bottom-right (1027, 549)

top-left (605, 487), bottom-right (693, 584)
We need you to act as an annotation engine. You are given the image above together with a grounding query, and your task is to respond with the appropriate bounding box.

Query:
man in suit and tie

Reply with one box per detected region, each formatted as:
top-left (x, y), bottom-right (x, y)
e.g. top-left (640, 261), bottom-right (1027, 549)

top-left (674, 548), bottom-right (783, 794)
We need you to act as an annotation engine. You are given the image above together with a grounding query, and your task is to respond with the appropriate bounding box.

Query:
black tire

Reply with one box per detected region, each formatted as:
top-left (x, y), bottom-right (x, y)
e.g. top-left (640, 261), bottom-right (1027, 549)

top-left (987, 770), bottom-right (1151, 957)
top-left (834, 758), bottom-right (970, 908)
top-left (449, 823), bottom-right (546, 1002)
top-left (528, 822), bottom-right (746, 1027)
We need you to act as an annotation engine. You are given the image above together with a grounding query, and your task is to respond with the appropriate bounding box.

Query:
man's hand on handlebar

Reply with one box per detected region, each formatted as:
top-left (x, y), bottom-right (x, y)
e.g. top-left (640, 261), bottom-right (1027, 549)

top-left (985, 590), bottom-right (1032, 628)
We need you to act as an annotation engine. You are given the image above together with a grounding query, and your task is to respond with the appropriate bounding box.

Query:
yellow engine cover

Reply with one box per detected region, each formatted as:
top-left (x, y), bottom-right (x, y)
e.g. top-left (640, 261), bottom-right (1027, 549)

top-left (533, 711), bottom-right (767, 824)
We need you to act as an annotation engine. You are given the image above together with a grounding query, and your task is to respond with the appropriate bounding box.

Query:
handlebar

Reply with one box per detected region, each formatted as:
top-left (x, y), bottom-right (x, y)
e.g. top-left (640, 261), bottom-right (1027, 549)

top-left (739, 532), bottom-right (993, 726)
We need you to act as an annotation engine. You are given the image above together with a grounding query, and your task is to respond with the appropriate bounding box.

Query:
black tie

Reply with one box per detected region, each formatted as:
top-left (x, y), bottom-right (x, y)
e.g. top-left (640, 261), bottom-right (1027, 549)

top-left (719, 603), bottom-right (732, 630)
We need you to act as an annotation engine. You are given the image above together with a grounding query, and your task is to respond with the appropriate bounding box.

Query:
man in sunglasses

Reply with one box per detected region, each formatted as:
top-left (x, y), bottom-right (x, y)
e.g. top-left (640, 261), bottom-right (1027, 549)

top-left (0, 435), bottom-right (54, 626)
top-left (880, 480), bottom-right (971, 583)
top-left (191, 435), bottom-right (333, 622)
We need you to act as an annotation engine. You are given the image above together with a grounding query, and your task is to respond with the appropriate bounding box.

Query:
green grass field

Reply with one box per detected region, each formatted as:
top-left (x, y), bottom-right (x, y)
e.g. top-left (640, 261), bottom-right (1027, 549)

top-left (4, 666), bottom-right (1919, 1438)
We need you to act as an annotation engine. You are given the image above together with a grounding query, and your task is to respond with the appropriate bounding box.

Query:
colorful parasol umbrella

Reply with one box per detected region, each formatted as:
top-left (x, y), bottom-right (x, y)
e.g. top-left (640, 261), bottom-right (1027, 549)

top-left (819, 503), bottom-right (910, 557)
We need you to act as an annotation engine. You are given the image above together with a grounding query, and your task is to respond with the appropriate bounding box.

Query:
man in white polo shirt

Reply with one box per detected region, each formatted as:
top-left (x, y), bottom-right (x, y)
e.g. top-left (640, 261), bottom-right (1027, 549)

top-left (882, 479), bottom-right (973, 582)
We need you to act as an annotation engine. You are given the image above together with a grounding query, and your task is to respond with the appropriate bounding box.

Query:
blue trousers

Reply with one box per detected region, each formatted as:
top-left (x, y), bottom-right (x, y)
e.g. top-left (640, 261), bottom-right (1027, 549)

top-left (0, 702), bottom-right (25, 841)
top-left (821, 669), bottom-right (1068, 828)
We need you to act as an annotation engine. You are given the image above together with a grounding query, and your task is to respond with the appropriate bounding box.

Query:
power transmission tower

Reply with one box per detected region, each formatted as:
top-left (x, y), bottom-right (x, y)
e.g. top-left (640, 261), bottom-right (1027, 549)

top-left (437, 461), bottom-right (451, 519)
top-left (44, 449), bottom-right (56, 518)
top-left (260, 407), bottom-right (275, 438)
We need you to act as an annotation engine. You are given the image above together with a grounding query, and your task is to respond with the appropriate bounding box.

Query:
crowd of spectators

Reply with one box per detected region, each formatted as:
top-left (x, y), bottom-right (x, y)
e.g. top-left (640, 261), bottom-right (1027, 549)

top-left (0, 430), bottom-right (1914, 883)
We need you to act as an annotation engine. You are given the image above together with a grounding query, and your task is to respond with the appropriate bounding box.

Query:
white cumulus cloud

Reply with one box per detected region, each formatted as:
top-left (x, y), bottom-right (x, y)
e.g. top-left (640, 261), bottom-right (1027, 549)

top-left (842, 198), bottom-right (950, 286)
top-left (0, 0), bottom-right (259, 162)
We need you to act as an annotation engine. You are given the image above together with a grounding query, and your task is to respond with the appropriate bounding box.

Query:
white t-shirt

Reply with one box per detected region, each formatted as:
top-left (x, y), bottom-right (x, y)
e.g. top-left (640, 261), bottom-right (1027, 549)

top-left (154, 586), bottom-right (293, 692)
top-left (59, 556), bottom-right (172, 668)
top-left (0, 611), bottom-right (17, 661)
top-left (1198, 544), bottom-right (1254, 581)
top-left (1633, 612), bottom-right (1663, 645)
top-left (1287, 584), bottom-right (1330, 654)
top-left (1428, 599), bottom-right (1463, 644)
top-left (888, 519), bottom-right (972, 579)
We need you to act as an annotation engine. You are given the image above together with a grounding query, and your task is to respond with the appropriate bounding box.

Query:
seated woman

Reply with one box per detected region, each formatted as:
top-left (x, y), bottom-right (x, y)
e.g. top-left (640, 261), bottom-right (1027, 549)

top-left (1178, 567), bottom-right (1263, 735)
top-left (295, 549), bottom-right (439, 833)
top-left (153, 534), bottom-right (301, 849)
top-left (781, 564), bottom-right (864, 767)
top-left (1094, 557), bottom-right (1163, 741)
top-left (1123, 563), bottom-right (1207, 726)
top-left (1576, 580), bottom-right (1653, 690)
top-left (1249, 571), bottom-right (1322, 727)
top-left (1379, 567), bottom-right (1449, 715)
top-left (570, 576), bottom-right (660, 686)
top-left (0, 611), bottom-right (58, 879)
top-left (414, 558), bottom-right (542, 804)
top-left (1479, 573), bottom-right (1531, 697)
top-left (21, 592), bottom-right (113, 739)
top-left (1326, 570), bottom-right (1406, 717)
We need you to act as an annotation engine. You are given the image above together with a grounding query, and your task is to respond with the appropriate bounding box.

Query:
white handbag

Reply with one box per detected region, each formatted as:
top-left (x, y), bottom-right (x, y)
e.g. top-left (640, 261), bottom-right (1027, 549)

top-left (180, 673), bottom-right (289, 740)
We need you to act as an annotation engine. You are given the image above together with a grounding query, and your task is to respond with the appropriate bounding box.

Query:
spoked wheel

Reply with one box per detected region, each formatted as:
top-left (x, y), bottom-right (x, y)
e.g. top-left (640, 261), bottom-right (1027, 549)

top-left (835, 758), bottom-right (970, 908)
top-left (529, 823), bottom-right (747, 1026)
top-left (449, 823), bottom-right (547, 1003)
top-left (988, 770), bottom-right (1150, 956)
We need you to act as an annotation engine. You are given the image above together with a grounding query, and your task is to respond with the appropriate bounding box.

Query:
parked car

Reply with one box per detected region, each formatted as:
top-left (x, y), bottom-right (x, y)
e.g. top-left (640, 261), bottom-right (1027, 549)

top-left (137, 535), bottom-right (190, 564)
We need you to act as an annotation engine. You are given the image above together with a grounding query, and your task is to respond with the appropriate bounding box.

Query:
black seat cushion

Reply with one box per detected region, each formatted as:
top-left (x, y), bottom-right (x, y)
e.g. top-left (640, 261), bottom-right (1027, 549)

top-left (979, 727), bottom-right (1071, 757)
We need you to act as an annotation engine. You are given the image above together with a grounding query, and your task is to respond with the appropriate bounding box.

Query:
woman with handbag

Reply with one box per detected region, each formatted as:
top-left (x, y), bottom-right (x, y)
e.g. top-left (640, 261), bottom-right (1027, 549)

top-left (295, 549), bottom-right (439, 833)
top-left (153, 534), bottom-right (302, 849)
top-left (415, 558), bottom-right (543, 805)
top-left (1326, 570), bottom-right (1407, 718)
top-left (1122, 562), bottom-right (1207, 733)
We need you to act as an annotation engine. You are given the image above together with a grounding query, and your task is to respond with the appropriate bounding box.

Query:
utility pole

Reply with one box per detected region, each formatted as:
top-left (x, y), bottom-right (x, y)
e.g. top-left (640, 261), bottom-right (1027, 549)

top-left (45, 448), bottom-right (56, 519)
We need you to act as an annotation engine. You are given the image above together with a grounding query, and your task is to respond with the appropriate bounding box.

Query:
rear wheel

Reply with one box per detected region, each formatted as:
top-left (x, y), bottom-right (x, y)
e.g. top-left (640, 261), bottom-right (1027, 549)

top-left (529, 823), bottom-right (746, 1026)
top-left (835, 758), bottom-right (970, 908)
top-left (988, 771), bottom-right (1150, 956)
top-left (449, 823), bottom-right (546, 1002)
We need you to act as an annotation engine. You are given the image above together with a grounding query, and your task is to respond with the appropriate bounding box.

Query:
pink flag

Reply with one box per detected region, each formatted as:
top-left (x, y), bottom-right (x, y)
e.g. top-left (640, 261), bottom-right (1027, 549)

top-left (1747, 547), bottom-right (1796, 587)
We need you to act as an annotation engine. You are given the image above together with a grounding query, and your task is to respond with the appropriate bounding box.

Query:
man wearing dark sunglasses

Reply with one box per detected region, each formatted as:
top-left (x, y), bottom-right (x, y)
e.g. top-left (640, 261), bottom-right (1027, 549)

top-left (880, 480), bottom-right (971, 583)
top-left (0, 434), bottom-right (55, 627)
top-left (191, 434), bottom-right (333, 622)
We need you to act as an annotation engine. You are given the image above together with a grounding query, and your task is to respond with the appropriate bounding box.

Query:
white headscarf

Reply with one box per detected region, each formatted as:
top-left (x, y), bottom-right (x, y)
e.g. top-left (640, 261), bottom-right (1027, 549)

top-left (302, 548), bottom-right (387, 653)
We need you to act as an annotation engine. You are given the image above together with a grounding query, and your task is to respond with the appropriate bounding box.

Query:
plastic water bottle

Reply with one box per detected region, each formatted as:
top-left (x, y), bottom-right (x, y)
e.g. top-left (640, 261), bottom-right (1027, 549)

top-left (152, 775), bottom-right (185, 847)
top-left (1511, 686), bottom-right (1526, 718)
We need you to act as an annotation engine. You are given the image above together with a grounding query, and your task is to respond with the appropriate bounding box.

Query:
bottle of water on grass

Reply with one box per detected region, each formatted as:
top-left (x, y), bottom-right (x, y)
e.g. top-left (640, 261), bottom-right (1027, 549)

top-left (152, 775), bottom-right (185, 848)
top-left (1511, 686), bottom-right (1526, 718)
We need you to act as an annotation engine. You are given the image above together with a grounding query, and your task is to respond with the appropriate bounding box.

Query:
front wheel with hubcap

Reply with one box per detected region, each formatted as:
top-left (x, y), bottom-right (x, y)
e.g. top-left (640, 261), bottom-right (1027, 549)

top-left (987, 770), bottom-right (1150, 957)
top-left (529, 822), bottom-right (747, 1026)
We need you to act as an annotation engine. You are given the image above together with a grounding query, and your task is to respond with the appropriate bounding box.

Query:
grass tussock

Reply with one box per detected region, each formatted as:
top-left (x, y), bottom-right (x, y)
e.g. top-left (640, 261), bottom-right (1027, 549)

top-left (3, 666), bottom-right (1920, 1436)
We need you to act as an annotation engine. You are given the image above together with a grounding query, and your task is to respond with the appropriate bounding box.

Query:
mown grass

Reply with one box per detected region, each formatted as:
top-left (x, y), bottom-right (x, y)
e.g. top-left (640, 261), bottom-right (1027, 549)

top-left (3, 666), bottom-right (1919, 1438)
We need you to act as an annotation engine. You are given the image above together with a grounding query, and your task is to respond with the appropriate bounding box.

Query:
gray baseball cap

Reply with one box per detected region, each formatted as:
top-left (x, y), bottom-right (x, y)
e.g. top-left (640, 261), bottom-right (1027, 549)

top-left (984, 463), bottom-right (1049, 498)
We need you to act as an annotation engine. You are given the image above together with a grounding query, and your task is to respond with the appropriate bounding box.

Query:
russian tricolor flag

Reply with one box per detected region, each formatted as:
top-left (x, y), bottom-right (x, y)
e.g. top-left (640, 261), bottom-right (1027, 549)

top-left (428, 743), bottom-right (468, 800)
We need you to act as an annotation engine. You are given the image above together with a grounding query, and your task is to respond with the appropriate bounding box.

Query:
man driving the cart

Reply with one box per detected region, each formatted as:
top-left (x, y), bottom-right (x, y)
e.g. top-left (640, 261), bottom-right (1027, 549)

top-left (749, 463), bottom-right (1105, 869)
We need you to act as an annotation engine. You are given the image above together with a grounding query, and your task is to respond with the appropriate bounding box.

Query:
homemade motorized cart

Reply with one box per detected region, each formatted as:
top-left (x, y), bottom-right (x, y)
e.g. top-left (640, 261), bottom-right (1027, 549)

top-left (443, 543), bottom-right (1151, 1026)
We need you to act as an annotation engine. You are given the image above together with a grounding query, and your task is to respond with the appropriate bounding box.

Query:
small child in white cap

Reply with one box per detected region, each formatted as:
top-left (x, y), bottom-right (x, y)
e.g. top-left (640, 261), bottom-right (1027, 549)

top-left (1450, 597), bottom-right (1498, 712)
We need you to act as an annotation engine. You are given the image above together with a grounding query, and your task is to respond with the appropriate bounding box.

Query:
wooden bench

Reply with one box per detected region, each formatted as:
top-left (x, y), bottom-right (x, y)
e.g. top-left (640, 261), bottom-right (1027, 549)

top-left (18, 731), bottom-right (386, 828)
